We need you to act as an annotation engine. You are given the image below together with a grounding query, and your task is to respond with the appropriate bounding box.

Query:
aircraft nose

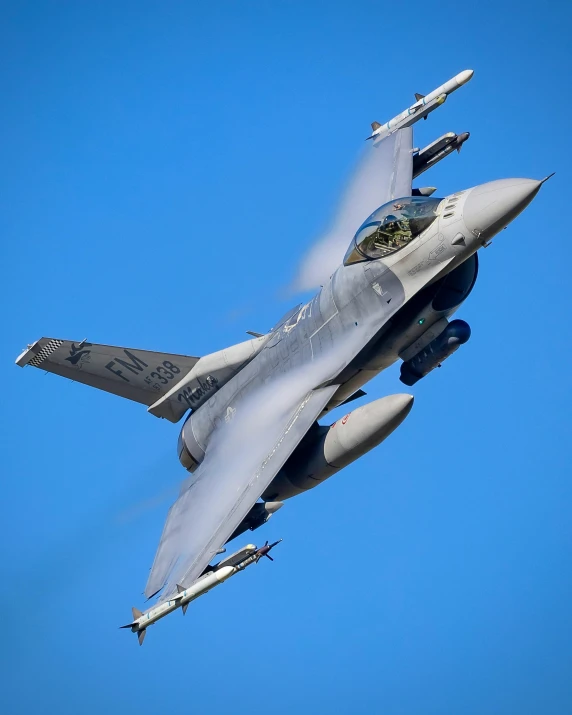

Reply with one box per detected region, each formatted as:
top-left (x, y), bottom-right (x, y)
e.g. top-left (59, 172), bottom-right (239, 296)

top-left (462, 178), bottom-right (542, 240)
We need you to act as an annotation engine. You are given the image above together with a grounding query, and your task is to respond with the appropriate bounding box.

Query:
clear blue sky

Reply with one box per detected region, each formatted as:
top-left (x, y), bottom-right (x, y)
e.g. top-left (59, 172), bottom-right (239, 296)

top-left (1, 2), bottom-right (571, 713)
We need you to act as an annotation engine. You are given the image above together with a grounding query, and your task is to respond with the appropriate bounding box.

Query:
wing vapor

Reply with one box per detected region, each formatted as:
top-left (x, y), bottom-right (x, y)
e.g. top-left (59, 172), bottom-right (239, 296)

top-left (145, 380), bottom-right (338, 599)
top-left (292, 127), bottom-right (413, 292)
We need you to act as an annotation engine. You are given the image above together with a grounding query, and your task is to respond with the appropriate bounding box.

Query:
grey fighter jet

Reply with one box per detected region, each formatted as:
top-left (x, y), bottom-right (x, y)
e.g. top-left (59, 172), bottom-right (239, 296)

top-left (16, 70), bottom-right (549, 639)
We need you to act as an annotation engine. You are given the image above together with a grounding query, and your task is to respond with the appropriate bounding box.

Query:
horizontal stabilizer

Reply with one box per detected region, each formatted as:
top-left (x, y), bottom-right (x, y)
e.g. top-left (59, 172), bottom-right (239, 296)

top-left (16, 338), bottom-right (199, 415)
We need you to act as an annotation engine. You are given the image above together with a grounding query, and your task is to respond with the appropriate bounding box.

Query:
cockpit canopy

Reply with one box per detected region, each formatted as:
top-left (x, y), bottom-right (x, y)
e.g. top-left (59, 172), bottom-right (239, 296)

top-left (344, 196), bottom-right (442, 265)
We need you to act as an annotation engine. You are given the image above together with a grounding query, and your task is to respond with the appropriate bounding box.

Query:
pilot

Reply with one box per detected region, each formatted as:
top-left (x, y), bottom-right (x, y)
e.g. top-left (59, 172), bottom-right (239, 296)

top-left (382, 214), bottom-right (411, 247)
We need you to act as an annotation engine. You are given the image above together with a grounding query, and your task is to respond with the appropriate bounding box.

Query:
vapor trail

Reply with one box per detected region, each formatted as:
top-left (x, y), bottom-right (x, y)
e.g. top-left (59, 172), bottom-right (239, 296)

top-left (292, 144), bottom-right (390, 293)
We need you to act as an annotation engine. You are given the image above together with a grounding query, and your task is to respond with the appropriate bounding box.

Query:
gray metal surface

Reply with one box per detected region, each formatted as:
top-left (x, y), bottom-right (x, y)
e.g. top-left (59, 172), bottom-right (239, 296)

top-left (15, 72), bottom-right (548, 625)
top-left (15, 339), bottom-right (200, 407)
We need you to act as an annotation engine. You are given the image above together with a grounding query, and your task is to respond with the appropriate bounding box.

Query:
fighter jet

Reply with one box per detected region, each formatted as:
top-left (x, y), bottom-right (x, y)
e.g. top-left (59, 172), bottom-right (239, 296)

top-left (16, 70), bottom-right (549, 641)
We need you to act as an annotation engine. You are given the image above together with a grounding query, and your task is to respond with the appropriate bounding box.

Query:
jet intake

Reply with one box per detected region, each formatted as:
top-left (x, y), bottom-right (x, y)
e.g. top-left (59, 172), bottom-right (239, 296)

top-left (399, 319), bottom-right (471, 386)
top-left (262, 394), bottom-right (414, 501)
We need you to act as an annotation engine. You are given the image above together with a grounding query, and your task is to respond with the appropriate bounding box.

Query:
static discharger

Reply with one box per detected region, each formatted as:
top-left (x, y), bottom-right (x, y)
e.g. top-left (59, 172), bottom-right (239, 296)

top-left (121, 540), bottom-right (282, 645)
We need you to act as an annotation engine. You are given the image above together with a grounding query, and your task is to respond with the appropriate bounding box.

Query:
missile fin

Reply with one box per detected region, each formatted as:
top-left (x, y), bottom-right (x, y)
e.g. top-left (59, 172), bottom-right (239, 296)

top-left (182, 603), bottom-right (189, 615)
top-left (138, 630), bottom-right (147, 646)
top-left (414, 93), bottom-right (425, 101)
top-left (371, 121), bottom-right (381, 131)
top-left (176, 584), bottom-right (185, 594)
top-left (132, 607), bottom-right (143, 620)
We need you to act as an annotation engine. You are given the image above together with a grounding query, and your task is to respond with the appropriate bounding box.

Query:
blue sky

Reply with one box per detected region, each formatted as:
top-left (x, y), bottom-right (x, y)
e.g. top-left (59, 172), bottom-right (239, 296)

top-left (1, 2), bottom-right (571, 713)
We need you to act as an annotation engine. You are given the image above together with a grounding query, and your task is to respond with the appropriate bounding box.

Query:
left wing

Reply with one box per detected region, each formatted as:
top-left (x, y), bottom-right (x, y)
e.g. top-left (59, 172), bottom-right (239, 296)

top-left (372, 126), bottom-right (413, 202)
top-left (145, 382), bottom-right (338, 599)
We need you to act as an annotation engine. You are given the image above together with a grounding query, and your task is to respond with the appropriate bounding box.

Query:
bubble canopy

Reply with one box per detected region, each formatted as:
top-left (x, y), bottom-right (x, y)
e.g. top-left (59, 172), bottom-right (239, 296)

top-left (343, 196), bottom-right (442, 265)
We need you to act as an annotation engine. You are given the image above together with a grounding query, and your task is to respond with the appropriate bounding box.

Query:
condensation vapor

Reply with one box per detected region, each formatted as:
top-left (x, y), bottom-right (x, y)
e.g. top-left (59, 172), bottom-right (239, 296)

top-left (146, 348), bottom-right (345, 600)
top-left (292, 144), bottom-right (389, 293)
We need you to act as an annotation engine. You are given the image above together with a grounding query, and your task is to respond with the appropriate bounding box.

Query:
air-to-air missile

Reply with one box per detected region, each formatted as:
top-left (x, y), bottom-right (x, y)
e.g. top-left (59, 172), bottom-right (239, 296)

top-left (413, 132), bottom-right (471, 178)
top-left (366, 69), bottom-right (474, 141)
top-left (121, 540), bottom-right (281, 645)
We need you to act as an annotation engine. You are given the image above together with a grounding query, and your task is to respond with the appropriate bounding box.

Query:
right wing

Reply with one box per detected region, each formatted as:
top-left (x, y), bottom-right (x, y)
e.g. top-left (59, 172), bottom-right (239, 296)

top-left (145, 379), bottom-right (339, 600)
top-left (16, 338), bottom-right (199, 408)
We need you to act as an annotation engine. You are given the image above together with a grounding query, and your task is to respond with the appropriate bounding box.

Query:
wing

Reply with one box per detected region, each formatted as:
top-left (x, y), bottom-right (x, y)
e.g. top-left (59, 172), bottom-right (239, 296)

top-left (294, 127), bottom-right (413, 292)
top-left (145, 382), bottom-right (339, 599)
top-left (372, 126), bottom-right (414, 202)
top-left (16, 338), bottom-right (199, 409)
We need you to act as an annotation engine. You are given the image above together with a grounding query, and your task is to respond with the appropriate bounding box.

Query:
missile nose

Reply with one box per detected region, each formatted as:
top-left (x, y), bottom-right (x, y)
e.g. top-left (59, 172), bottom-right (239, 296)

top-left (456, 69), bottom-right (474, 85)
top-left (462, 178), bottom-right (542, 241)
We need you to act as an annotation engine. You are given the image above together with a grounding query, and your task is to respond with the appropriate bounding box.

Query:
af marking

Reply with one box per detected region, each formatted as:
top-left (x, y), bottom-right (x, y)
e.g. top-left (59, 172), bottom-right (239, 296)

top-left (105, 350), bottom-right (181, 386)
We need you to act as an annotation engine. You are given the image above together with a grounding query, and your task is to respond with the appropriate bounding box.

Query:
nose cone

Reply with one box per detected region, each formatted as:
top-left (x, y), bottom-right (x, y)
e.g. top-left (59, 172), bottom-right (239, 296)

top-left (463, 178), bottom-right (541, 240)
top-left (456, 69), bottom-right (474, 86)
top-left (385, 393), bottom-right (415, 416)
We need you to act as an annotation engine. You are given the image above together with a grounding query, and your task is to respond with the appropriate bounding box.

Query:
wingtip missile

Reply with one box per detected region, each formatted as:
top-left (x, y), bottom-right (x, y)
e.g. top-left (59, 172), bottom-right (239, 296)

top-left (456, 69), bottom-right (474, 85)
top-left (123, 540), bottom-right (283, 642)
top-left (368, 69), bottom-right (474, 141)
